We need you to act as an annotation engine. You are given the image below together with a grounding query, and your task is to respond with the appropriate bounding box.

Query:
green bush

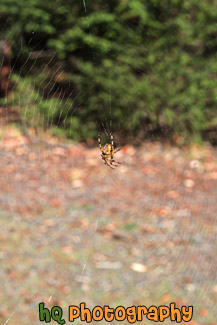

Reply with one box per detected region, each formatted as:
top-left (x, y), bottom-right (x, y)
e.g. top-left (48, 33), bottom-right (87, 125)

top-left (0, 0), bottom-right (217, 142)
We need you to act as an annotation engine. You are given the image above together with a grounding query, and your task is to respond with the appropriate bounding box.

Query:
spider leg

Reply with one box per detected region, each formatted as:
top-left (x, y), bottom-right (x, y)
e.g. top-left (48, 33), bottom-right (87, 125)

top-left (101, 153), bottom-right (111, 160)
top-left (110, 159), bottom-right (121, 167)
top-left (114, 148), bottom-right (121, 153)
top-left (110, 132), bottom-right (114, 148)
top-left (98, 134), bottom-right (103, 152)
top-left (101, 154), bottom-right (116, 169)
top-left (104, 159), bottom-right (115, 169)
top-left (111, 134), bottom-right (121, 154)
top-left (110, 159), bottom-right (121, 164)
top-left (111, 156), bottom-right (121, 165)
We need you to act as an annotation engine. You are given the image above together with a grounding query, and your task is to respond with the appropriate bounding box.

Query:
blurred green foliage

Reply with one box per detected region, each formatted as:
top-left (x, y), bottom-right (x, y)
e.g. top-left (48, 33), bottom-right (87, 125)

top-left (0, 0), bottom-right (217, 142)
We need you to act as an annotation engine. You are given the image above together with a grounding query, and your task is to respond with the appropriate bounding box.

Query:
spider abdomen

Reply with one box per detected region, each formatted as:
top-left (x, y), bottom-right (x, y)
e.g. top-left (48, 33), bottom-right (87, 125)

top-left (103, 144), bottom-right (114, 156)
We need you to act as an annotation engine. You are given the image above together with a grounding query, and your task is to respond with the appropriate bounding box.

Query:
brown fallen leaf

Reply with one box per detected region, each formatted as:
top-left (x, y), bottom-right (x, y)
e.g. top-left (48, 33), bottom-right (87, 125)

top-left (160, 294), bottom-right (172, 303)
top-left (167, 190), bottom-right (179, 199)
top-left (199, 308), bottom-right (208, 317)
top-left (62, 246), bottom-right (73, 254)
top-left (50, 198), bottom-right (62, 207)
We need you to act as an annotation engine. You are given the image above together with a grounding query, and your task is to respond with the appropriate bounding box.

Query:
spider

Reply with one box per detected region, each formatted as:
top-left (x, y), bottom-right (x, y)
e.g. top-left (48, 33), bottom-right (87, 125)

top-left (98, 131), bottom-right (121, 169)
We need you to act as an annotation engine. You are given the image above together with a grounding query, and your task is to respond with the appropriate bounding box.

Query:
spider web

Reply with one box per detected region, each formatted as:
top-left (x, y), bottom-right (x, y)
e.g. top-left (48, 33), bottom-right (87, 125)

top-left (0, 2), bottom-right (216, 325)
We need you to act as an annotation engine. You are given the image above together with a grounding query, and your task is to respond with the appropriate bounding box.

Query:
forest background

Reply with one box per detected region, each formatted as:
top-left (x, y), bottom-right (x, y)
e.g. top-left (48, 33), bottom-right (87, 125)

top-left (0, 0), bottom-right (217, 143)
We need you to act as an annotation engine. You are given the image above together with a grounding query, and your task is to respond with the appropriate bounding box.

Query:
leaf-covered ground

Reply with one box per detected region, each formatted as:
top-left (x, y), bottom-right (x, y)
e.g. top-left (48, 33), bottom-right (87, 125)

top-left (0, 126), bottom-right (216, 324)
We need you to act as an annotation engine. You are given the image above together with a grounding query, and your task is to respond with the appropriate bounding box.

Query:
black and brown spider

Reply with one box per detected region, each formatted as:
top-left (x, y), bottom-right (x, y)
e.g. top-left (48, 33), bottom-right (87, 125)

top-left (98, 132), bottom-right (121, 169)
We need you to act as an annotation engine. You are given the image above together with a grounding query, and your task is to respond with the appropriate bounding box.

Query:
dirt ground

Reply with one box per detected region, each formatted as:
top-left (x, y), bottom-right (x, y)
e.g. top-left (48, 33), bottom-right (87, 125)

top-left (0, 126), bottom-right (216, 324)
